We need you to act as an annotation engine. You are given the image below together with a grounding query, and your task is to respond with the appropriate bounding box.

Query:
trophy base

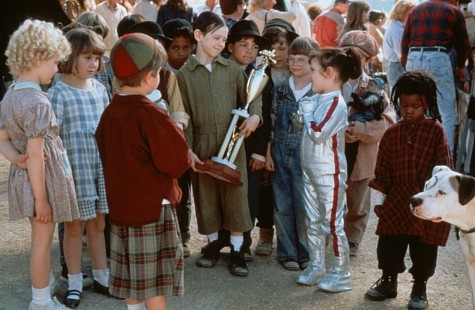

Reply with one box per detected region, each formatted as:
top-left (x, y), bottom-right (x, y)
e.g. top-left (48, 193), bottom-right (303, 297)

top-left (195, 158), bottom-right (243, 186)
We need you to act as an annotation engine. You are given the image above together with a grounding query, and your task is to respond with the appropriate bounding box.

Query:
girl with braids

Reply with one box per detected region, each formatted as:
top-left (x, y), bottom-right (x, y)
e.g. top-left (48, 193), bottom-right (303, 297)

top-left (365, 71), bottom-right (452, 310)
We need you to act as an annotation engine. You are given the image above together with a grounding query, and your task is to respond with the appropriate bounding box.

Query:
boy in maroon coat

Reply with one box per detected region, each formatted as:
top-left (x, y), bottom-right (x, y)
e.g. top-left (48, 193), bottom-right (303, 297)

top-left (365, 71), bottom-right (452, 310)
top-left (96, 33), bottom-right (191, 309)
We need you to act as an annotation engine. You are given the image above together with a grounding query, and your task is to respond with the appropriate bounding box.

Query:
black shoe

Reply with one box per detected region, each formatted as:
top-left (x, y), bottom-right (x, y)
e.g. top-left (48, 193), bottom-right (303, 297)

top-left (241, 246), bottom-right (253, 262)
top-left (408, 280), bottom-right (428, 310)
top-left (63, 289), bottom-right (81, 309)
top-left (365, 276), bottom-right (398, 301)
top-left (197, 240), bottom-right (223, 268)
top-left (93, 280), bottom-right (111, 296)
top-left (228, 248), bottom-right (249, 277)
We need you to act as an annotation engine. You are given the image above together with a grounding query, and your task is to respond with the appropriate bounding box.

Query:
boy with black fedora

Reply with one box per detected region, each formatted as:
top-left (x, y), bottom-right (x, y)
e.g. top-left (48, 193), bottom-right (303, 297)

top-left (225, 19), bottom-right (274, 262)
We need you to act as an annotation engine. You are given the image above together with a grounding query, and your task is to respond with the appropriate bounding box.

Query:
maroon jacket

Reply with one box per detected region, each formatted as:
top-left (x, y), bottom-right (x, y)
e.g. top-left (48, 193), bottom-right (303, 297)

top-left (96, 94), bottom-right (191, 227)
top-left (369, 118), bottom-right (452, 246)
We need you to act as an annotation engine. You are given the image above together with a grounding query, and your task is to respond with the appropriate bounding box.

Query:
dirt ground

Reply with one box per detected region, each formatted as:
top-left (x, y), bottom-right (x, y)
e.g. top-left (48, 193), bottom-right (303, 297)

top-left (0, 155), bottom-right (473, 310)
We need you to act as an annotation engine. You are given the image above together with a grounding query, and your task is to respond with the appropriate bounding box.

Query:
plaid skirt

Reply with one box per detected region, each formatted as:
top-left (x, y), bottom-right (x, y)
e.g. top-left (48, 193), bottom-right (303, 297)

top-left (109, 204), bottom-right (184, 300)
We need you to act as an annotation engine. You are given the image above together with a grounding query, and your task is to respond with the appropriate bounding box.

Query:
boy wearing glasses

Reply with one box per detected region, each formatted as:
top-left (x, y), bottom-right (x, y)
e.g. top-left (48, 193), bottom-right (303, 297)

top-left (265, 28), bottom-right (319, 270)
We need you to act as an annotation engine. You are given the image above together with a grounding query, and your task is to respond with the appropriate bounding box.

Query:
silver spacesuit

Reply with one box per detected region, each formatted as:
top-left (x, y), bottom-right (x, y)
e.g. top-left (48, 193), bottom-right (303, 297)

top-left (293, 90), bottom-right (351, 292)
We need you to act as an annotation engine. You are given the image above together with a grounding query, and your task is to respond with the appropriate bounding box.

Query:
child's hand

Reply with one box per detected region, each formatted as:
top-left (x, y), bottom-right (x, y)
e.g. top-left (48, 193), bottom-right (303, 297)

top-left (265, 144), bottom-right (275, 171)
top-left (345, 122), bottom-right (359, 143)
top-left (14, 153), bottom-right (28, 169)
top-left (300, 99), bottom-right (317, 115)
top-left (249, 158), bottom-right (265, 172)
top-left (34, 198), bottom-right (52, 223)
top-left (239, 115), bottom-right (260, 138)
top-left (188, 149), bottom-right (205, 173)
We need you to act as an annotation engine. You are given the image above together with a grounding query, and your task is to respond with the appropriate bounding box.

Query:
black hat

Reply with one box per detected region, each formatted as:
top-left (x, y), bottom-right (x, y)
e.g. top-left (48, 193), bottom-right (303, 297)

top-left (126, 21), bottom-right (170, 42)
top-left (263, 18), bottom-right (299, 42)
top-left (163, 18), bottom-right (193, 39)
top-left (227, 20), bottom-right (271, 50)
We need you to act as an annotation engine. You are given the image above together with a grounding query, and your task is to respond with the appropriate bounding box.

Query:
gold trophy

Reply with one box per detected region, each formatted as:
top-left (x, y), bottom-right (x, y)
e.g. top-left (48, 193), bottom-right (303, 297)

top-left (195, 50), bottom-right (276, 186)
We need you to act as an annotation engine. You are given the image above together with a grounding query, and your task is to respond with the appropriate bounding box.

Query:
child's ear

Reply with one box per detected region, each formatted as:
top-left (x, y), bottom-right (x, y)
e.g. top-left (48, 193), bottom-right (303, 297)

top-left (194, 29), bottom-right (203, 42)
top-left (227, 43), bottom-right (234, 54)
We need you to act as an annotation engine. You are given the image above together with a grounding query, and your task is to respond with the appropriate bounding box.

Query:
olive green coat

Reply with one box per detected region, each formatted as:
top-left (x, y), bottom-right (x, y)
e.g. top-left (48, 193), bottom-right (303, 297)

top-left (176, 55), bottom-right (262, 234)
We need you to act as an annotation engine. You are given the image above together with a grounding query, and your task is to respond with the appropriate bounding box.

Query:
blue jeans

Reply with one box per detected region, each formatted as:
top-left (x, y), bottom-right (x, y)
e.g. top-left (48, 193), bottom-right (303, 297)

top-left (386, 61), bottom-right (405, 93)
top-left (272, 143), bottom-right (309, 263)
top-left (406, 50), bottom-right (456, 153)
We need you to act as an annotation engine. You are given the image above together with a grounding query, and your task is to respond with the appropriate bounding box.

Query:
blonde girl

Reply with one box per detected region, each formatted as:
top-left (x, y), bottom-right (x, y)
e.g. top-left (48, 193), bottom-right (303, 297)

top-left (48, 27), bottom-right (109, 308)
top-left (0, 19), bottom-right (78, 310)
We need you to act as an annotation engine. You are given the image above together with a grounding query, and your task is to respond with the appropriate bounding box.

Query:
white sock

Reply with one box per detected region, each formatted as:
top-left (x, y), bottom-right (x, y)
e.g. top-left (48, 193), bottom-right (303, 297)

top-left (207, 232), bottom-right (219, 243)
top-left (230, 235), bottom-right (243, 252)
top-left (67, 273), bottom-right (83, 300)
top-left (32, 285), bottom-right (51, 306)
top-left (93, 269), bottom-right (109, 287)
top-left (127, 301), bottom-right (146, 310)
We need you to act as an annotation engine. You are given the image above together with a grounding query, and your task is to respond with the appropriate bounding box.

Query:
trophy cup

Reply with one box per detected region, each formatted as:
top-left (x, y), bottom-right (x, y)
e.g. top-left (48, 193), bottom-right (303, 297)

top-left (195, 50), bottom-right (276, 186)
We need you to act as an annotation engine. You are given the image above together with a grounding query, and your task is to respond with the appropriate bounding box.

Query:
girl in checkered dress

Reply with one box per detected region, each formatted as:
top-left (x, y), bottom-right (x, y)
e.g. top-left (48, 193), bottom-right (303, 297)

top-left (48, 27), bottom-right (110, 309)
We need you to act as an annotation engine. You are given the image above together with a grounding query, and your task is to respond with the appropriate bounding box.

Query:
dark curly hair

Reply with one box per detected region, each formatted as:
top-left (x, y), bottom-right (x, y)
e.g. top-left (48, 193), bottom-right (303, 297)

top-left (390, 70), bottom-right (440, 119)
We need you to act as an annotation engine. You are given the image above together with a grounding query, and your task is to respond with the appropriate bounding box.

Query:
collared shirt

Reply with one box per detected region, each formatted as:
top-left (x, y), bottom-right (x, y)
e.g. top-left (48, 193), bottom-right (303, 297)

top-left (401, 0), bottom-right (469, 67)
top-left (383, 20), bottom-right (404, 63)
top-left (194, 3), bottom-right (221, 15)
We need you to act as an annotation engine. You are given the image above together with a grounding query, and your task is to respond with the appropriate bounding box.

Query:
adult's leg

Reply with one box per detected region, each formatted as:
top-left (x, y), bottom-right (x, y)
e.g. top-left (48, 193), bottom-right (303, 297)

top-left (344, 178), bottom-right (371, 246)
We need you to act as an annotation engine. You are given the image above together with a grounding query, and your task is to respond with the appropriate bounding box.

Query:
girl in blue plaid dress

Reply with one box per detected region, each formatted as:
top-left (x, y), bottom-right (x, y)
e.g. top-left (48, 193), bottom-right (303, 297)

top-left (48, 27), bottom-right (110, 309)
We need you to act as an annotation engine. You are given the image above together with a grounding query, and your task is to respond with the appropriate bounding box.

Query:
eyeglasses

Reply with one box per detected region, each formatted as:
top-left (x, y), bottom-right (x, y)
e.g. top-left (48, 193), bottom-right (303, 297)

top-left (287, 57), bottom-right (309, 66)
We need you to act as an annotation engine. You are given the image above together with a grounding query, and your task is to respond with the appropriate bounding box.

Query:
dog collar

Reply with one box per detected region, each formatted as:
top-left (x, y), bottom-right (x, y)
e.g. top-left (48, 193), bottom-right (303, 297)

top-left (455, 226), bottom-right (475, 240)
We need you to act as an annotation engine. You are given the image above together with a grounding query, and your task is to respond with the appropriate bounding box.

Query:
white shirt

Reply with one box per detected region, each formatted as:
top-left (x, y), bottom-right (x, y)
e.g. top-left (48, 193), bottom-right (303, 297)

top-left (95, 2), bottom-right (128, 56)
top-left (194, 2), bottom-right (221, 15)
top-left (284, 0), bottom-right (310, 37)
top-left (133, 0), bottom-right (158, 21)
top-left (383, 20), bottom-right (404, 63)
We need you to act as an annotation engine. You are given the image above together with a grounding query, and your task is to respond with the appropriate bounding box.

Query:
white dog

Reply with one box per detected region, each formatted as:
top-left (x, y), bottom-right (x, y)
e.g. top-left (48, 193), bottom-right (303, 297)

top-left (410, 165), bottom-right (475, 308)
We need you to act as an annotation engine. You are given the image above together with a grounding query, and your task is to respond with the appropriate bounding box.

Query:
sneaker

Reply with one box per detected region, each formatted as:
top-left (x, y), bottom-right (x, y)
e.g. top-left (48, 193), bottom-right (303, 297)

top-left (254, 228), bottom-right (273, 256)
top-left (60, 265), bottom-right (93, 288)
top-left (348, 242), bottom-right (359, 257)
top-left (317, 273), bottom-right (352, 293)
top-left (280, 260), bottom-right (300, 271)
top-left (197, 240), bottom-right (222, 268)
top-left (299, 261), bottom-right (310, 270)
top-left (228, 249), bottom-right (249, 277)
top-left (28, 297), bottom-right (67, 310)
top-left (365, 276), bottom-right (398, 301)
top-left (183, 243), bottom-right (190, 258)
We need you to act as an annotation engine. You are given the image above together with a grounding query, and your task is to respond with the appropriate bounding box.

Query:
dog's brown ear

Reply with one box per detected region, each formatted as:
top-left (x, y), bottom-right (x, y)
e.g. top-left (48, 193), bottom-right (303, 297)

top-left (456, 175), bottom-right (475, 205)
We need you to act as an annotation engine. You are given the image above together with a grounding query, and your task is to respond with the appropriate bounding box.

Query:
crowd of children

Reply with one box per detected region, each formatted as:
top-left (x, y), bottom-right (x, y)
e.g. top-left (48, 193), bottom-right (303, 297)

top-left (0, 5), bottom-right (459, 310)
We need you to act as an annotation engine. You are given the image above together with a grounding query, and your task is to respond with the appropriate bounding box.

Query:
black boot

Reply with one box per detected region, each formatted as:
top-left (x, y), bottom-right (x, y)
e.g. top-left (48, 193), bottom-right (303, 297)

top-left (197, 240), bottom-right (223, 268)
top-left (408, 279), bottom-right (428, 310)
top-left (228, 246), bottom-right (249, 277)
top-left (365, 274), bottom-right (398, 301)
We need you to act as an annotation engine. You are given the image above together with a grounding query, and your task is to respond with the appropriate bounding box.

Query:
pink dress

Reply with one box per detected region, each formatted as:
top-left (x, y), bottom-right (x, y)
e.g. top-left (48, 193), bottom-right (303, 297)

top-left (0, 82), bottom-right (79, 222)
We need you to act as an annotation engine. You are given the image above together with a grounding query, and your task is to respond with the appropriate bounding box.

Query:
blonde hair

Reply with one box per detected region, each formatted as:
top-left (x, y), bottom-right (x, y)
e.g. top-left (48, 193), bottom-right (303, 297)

top-left (5, 19), bottom-right (71, 79)
top-left (248, 0), bottom-right (268, 13)
top-left (389, 0), bottom-right (417, 22)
